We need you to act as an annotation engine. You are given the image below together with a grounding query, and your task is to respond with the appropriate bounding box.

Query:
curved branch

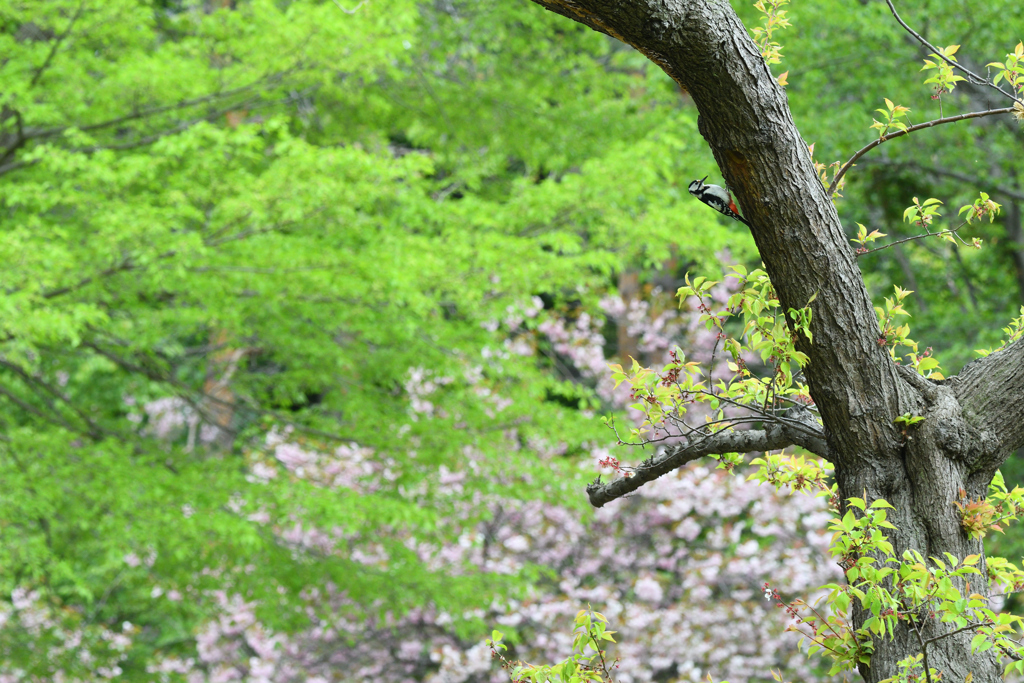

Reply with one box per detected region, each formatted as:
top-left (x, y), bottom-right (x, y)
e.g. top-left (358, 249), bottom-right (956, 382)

top-left (884, 0), bottom-right (1023, 107)
top-left (0, 158), bottom-right (36, 176)
top-left (529, 0), bottom-right (908, 467)
top-left (528, 0), bottom-right (620, 40)
top-left (586, 406), bottom-right (827, 507)
top-left (29, 1), bottom-right (85, 88)
top-left (26, 75), bottom-right (281, 140)
top-left (81, 339), bottom-right (372, 448)
top-left (856, 224), bottom-right (971, 258)
top-left (827, 108), bottom-right (1014, 195)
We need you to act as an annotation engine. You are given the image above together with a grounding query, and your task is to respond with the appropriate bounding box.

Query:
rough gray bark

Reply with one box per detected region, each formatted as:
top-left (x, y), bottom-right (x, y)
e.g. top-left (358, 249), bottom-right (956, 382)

top-left (527, 1), bottom-right (1024, 682)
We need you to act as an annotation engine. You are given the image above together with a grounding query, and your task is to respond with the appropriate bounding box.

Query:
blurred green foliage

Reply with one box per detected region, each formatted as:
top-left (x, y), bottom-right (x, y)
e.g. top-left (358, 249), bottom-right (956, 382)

top-left (2, 0), bottom-right (1024, 678)
top-left (0, 0), bottom-right (737, 676)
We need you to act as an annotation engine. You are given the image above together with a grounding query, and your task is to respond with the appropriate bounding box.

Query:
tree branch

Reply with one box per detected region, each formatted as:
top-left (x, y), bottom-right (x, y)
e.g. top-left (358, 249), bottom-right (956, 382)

top-left (0, 359), bottom-right (112, 440)
top-left (0, 108), bottom-right (26, 167)
top-left (828, 108), bottom-right (1014, 195)
top-left (528, 0), bottom-right (907, 468)
top-left (527, 0), bottom-right (619, 40)
top-left (884, 0), bottom-right (1023, 107)
top-left (586, 406), bottom-right (827, 507)
top-left (29, 1), bottom-right (86, 88)
top-left (857, 224), bottom-right (972, 257)
top-left (25, 73), bottom-right (287, 141)
top-left (0, 382), bottom-right (89, 438)
top-left (81, 339), bottom-right (370, 448)
top-left (0, 158), bottom-right (36, 176)
top-left (35, 207), bottom-right (322, 300)
top-left (0, 76), bottom-right (290, 179)
top-left (951, 339), bottom-right (1024, 455)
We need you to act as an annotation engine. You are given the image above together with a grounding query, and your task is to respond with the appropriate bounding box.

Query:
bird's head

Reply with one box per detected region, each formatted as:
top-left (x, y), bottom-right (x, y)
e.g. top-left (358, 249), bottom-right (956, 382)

top-left (687, 176), bottom-right (709, 196)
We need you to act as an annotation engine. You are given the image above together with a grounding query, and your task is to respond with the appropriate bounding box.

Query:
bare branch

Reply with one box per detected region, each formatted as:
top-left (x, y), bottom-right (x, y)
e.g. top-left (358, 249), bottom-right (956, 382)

top-left (908, 613), bottom-right (935, 683)
top-left (828, 108), bottom-right (1014, 195)
top-left (690, 390), bottom-right (828, 451)
top-left (923, 621), bottom-right (996, 646)
top-left (528, 0), bottom-right (620, 41)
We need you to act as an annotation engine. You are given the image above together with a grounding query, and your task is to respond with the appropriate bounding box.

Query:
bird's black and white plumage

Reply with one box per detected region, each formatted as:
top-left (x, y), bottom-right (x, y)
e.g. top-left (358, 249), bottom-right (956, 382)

top-left (688, 176), bottom-right (749, 226)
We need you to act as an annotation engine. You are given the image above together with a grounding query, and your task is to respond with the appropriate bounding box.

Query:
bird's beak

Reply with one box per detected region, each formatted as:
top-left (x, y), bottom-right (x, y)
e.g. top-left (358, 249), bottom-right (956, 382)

top-left (700, 175), bottom-right (708, 183)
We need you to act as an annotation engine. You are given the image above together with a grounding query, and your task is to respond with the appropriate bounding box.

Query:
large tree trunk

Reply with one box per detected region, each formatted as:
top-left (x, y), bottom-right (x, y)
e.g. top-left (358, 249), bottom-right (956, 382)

top-left (528, 1), bottom-right (1024, 681)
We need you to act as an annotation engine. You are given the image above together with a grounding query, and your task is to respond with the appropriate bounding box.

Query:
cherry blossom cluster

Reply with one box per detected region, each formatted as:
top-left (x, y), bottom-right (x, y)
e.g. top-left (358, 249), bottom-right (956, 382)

top-left (174, 459), bottom-right (838, 683)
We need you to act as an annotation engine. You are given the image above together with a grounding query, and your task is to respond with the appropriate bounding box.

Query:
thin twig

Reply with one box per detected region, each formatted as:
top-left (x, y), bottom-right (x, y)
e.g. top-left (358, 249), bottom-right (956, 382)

top-left (27, 72), bottom-right (287, 140)
top-left (0, 158), bottom-right (36, 176)
top-left (691, 389), bottom-right (825, 443)
top-left (38, 209), bottom-right (322, 300)
top-left (0, 359), bottom-right (111, 439)
top-left (884, 0), bottom-right (1023, 107)
top-left (0, 95), bottom-right (255, 179)
top-left (0, 384), bottom-right (85, 436)
top-left (0, 81), bottom-right (302, 179)
top-left (83, 339), bottom-right (371, 448)
top-left (29, 1), bottom-right (86, 88)
top-left (828, 107), bottom-right (1014, 195)
top-left (805, 599), bottom-right (845, 641)
top-left (922, 621), bottom-right (993, 646)
top-left (41, 257), bottom-right (151, 299)
top-left (71, 94), bottom-right (267, 153)
top-left (857, 225), bottom-right (971, 257)
top-left (82, 341), bottom-right (239, 435)
top-left (908, 612), bottom-right (934, 683)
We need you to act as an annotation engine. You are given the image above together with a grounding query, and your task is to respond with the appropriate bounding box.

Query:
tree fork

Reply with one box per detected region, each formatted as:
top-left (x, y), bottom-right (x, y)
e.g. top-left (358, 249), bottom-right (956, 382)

top-left (530, 0), bottom-right (906, 462)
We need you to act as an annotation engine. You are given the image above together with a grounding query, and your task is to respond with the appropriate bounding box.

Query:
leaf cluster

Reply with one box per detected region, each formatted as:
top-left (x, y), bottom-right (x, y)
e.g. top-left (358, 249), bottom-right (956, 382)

top-left (750, 0), bottom-right (792, 84)
top-left (604, 267), bottom-right (813, 469)
top-left (487, 609), bottom-right (619, 683)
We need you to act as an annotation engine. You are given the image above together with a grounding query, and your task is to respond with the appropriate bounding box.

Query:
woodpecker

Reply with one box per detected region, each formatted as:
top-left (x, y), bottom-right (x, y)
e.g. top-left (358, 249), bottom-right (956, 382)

top-left (688, 176), bottom-right (749, 226)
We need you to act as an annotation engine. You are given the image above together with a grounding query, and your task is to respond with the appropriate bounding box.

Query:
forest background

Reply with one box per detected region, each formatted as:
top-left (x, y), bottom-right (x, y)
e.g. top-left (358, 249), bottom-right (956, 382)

top-left (2, 0), bottom-right (1023, 681)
